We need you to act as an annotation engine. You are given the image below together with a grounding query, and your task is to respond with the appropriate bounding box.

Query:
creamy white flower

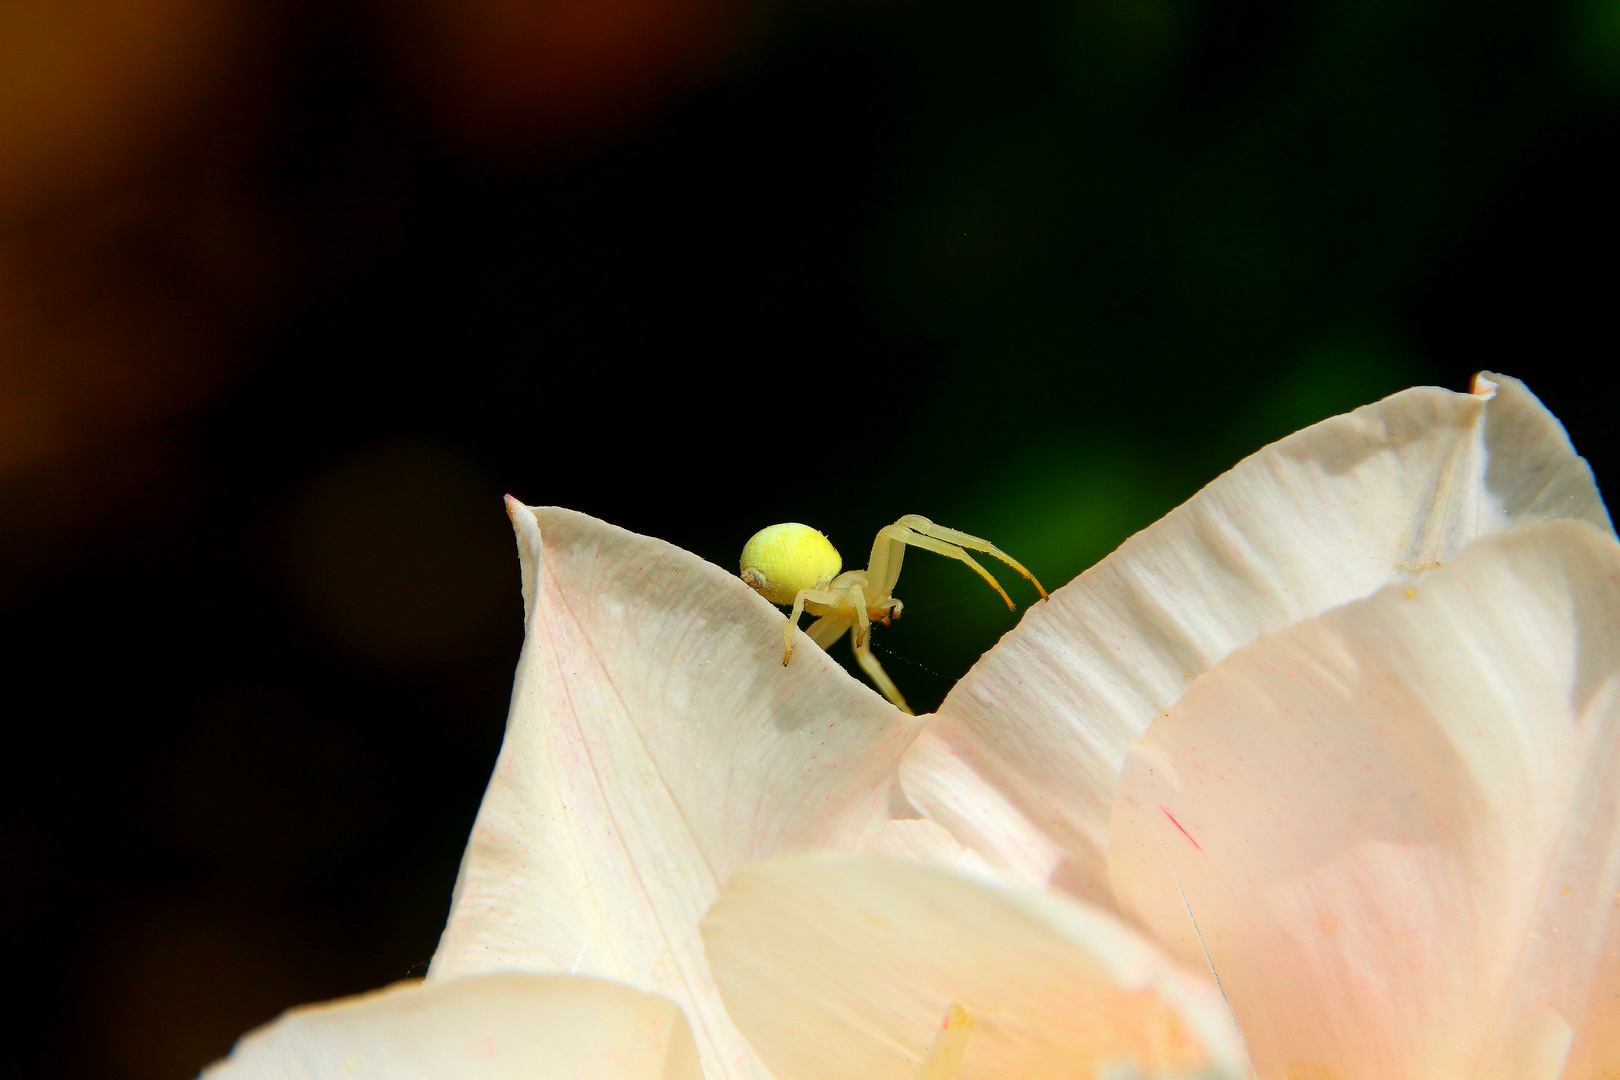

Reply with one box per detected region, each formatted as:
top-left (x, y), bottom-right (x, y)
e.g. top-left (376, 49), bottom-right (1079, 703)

top-left (208, 372), bottom-right (1618, 1080)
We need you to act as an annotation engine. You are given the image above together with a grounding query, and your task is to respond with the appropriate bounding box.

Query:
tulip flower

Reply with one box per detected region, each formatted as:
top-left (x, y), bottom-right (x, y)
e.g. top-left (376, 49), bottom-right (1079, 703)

top-left (208, 373), bottom-right (1618, 1080)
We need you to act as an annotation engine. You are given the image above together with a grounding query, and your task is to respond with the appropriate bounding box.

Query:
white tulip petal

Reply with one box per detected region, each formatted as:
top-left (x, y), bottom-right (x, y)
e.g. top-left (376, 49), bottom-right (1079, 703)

top-left (897, 726), bottom-right (1068, 892)
top-left (1109, 520), bottom-right (1620, 1080)
top-left (203, 973), bottom-right (700, 1080)
top-left (858, 815), bottom-right (998, 879)
top-left (431, 503), bottom-right (920, 1080)
top-left (904, 373), bottom-right (1612, 906)
top-left (703, 854), bottom-right (1249, 1080)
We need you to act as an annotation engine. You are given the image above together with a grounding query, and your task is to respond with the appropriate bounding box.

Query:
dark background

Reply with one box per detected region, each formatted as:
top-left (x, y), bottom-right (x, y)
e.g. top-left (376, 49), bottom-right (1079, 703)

top-left (1, 0), bottom-right (1614, 1075)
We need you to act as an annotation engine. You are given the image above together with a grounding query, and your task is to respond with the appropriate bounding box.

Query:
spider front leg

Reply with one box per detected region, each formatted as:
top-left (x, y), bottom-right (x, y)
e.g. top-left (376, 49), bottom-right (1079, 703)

top-left (847, 584), bottom-right (912, 715)
top-left (877, 524), bottom-right (1018, 609)
top-left (895, 515), bottom-right (1049, 599)
top-left (783, 587), bottom-right (840, 665)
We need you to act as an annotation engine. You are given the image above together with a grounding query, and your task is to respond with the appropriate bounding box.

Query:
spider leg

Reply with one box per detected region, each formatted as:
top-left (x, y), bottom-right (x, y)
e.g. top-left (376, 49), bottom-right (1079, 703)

top-left (806, 613), bottom-right (855, 650)
top-left (784, 587), bottom-right (840, 665)
top-left (882, 525), bottom-right (1017, 610)
top-left (848, 584), bottom-right (912, 714)
top-left (866, 526), bottom-right (908, 599)
top-left (895, 515), bottom-right (1049, 599)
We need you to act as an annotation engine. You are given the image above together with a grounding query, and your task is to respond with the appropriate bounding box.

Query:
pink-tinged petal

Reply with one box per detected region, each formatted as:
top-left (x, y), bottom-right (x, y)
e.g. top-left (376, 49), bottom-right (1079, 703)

top-left (1573, 913), bottom-right (1620, 1077)
top-left (703, 855), bottom-right (1248, 1080)
top-left (905, 373), bottom-right (1612, 907)
top-left (203, 974), bottom-right (700, 1080)
top-left (430, 503), bottom-right (920, 1080)
top-left (1109, 520), bottom-right (1620, 1080)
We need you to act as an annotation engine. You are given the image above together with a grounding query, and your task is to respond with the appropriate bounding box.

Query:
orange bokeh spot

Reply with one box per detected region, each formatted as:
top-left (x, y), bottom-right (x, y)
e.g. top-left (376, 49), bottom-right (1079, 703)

top-left (394, 0), bottom-right (758, 152)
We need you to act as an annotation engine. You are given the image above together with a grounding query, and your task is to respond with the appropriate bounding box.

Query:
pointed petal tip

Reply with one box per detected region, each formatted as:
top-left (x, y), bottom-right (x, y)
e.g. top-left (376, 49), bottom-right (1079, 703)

top-left (1472, 370), bottom-right (1500, 398)
top-left (504, 496), bottom-right (541, 532)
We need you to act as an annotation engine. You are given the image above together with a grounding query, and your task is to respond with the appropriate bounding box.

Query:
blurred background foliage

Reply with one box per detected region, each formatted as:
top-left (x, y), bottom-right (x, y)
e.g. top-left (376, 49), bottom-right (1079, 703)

top-left (0, 0), bottom-right (1614, 1075)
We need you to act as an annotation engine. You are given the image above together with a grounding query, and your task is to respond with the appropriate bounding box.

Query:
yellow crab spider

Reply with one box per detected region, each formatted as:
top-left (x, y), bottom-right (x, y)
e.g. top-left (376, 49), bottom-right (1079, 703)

top-left (739, 517), bottom-right (1048, 714)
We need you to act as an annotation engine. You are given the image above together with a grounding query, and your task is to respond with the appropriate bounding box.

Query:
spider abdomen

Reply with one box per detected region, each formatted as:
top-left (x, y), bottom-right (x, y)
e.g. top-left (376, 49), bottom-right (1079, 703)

top-left (739, 523), bottom-right (842, 606)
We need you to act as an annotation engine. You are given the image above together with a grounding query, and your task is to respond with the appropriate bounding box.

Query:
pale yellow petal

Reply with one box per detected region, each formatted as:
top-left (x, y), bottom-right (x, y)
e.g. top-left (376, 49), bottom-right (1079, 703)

top-left (431, 503), bottom-right (920, 1080)
top-left (703, 855), bottom-right (1248, 1080)
top-left (203, 973), bottom-right (700, 1080)
top-left (904, 374), bottom-right (1611, 906)
top-left (1109, 520), bottom-right (1620, 1080)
